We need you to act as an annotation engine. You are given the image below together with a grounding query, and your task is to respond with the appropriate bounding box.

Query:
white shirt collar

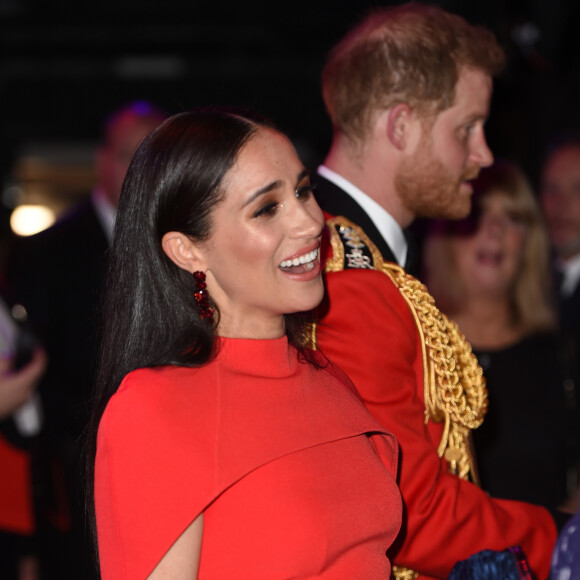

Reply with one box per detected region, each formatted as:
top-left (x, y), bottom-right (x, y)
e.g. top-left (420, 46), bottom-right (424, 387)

top-left (91, 187), bottom-right (116, 243)
top-left (559, 253), bottom-right (580, 297)
top-left (317, 165), bottom-right (407, 266)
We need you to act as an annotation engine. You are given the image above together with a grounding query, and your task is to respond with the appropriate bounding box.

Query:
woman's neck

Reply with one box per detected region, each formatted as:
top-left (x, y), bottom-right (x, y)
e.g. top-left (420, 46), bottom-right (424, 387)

top-left (451, 296), bottom-right (524, 350)
top-left (217, 314), bottom-right (286, 340)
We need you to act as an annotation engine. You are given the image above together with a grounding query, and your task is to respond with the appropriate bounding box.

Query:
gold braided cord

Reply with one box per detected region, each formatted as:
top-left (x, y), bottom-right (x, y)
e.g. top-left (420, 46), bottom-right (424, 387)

top-left (321, 217), bottom-right (488, 579)
top-left (391, 565), bottom-right (419, 580)
top-left (382, 263), bottom-right (487, 480)
top-left (322, 217), bottom-right (487, 479)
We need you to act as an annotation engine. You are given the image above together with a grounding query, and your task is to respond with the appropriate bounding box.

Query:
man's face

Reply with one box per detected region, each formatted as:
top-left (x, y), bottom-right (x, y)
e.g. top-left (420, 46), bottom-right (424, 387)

top-left (97, 113), bottom-right (163, 208)
top-left (395, 67), bottom-right (493, 222)
top-left (541, 145), bottom-right (580, 260)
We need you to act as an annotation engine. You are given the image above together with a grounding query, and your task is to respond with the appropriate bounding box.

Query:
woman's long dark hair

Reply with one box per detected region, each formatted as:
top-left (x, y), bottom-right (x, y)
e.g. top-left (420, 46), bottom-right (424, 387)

top-left (85, 108), bottom-right (276, 568)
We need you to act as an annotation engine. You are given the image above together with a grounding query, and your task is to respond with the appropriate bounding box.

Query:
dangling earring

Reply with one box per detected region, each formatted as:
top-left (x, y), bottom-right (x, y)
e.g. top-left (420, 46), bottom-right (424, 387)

top-left (193, 271), bottom-right (214, 323)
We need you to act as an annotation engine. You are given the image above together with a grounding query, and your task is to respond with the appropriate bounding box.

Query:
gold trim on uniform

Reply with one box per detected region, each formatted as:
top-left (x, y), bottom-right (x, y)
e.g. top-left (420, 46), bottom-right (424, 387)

top-left (317, 217), bottom-right (488, 580)
top-left (391, 565), bottom-right (419, 580)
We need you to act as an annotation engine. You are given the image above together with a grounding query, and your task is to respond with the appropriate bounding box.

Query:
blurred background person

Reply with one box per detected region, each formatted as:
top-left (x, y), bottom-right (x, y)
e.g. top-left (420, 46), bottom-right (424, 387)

top-left (423, 160), bottom-right (576, 510)
top-left (0, 353), bottom-right (44, 421)
top-left (541, 136), bottom-right (580, 477)
top-left (3, 101), bottom-right (166, 579)
top-left (0, 298), bottom-right (46, 580)
top-left (0, 350), bottom-right (46, 580)
top-left (541, 134), bottom-right (580, 337)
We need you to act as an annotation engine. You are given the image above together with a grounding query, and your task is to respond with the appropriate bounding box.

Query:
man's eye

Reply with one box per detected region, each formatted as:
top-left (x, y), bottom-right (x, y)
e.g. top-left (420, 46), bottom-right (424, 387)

top-left (253, 202), bottom-right (279, 218)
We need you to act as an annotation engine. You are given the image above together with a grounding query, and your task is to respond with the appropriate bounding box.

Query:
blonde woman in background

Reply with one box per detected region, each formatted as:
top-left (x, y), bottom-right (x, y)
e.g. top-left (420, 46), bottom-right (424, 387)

top-left (423, 160), bottom-right (575, 510)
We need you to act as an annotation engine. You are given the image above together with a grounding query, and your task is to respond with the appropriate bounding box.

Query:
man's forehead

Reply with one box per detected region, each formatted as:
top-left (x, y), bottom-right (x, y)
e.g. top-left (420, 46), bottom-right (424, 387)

top-left (545, 145), bottom-right (580, 170)
top-left (457, 68), bottom-right (492, 100)
top-left (433, 68), bottom-right (492, 121)
top-left (542, 149), bottom-right (580, 194)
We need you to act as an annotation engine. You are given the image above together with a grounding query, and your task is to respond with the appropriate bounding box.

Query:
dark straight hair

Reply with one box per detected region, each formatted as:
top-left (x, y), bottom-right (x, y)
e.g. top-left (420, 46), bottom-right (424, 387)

top-left (97, 109), bottom-right (266, 398)
top-left (85, 107), bottom-right (270, 567)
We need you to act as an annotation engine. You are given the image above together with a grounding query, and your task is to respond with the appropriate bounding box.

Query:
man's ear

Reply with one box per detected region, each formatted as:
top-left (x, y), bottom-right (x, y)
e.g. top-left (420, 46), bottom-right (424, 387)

top-left (386, 104), bottom-right (413, 150)
top-left (161, 232), bottom-right (206, 273)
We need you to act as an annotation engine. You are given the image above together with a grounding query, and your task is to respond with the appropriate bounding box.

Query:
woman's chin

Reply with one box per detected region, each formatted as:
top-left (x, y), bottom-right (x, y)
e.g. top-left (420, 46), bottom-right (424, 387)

top-left (290, 284), bottom-right (326, 315)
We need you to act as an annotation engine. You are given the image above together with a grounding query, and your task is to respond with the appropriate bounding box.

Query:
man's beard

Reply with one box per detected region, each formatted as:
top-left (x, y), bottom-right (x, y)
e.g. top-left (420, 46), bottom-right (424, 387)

top-left (395, 140), bottom-right (479, 221)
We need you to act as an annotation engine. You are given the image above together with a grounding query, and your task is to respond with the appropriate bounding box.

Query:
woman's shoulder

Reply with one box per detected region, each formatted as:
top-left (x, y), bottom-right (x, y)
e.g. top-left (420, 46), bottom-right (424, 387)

top-left (118, 364), bottom-right (208, 393)
top-left (474, 329), bottom-right (559, 356)
top-left (309, 352), bottom-right (361, 397)
top-left (101, 364), bottom-right (217, 434)
top-left (515, 330), bottom-right (562, 357)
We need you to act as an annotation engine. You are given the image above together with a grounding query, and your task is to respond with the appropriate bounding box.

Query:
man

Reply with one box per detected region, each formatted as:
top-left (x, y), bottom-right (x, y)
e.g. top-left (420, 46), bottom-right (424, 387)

top-left (313, 5), bottom-right (558, 579)
top-left (541, 135), bottom-right (580, 507)
top-left (5, 101), bottom-right (165, 579)
top-left (541, 137), bottom-right (580, 332)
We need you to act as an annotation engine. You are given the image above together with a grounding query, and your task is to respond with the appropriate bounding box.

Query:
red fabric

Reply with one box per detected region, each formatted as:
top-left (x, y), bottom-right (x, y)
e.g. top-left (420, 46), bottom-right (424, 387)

top-left (95, 336), bottom-right (402, 579)
top-left (0, 433), bottom-right (34, 534)
top-left (316, 267), bottom-right (558, 580)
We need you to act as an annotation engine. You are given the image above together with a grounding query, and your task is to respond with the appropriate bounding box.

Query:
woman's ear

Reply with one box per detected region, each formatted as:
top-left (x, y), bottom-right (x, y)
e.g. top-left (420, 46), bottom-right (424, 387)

top-left (161, 232), bottom-right (206, 273)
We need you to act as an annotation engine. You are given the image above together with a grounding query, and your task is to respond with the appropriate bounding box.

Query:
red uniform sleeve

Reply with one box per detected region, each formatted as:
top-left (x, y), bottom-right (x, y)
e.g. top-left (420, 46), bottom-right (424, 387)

top-left (316, 268), bottom-right (557, 580)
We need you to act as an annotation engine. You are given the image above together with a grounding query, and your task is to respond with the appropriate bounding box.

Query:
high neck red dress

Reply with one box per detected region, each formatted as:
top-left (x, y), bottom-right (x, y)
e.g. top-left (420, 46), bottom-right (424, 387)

top-left (95, 336), bottom-right (402, 578)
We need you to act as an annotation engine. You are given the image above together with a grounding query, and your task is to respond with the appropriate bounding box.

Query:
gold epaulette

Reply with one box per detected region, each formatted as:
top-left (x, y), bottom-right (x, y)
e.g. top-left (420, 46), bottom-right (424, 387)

top-left (317, 217), bottom-right (489, 579)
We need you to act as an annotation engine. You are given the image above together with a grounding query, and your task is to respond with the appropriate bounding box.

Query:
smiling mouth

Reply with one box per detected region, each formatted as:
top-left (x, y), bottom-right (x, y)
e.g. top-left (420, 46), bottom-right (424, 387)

top-left (279, 249), bottom-right (319, 273)
top-left (477, 249), bottom-right (502, 265)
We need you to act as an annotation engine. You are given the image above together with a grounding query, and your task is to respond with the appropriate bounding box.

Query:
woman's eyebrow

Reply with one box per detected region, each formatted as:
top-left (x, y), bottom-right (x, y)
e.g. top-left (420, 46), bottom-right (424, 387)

top-left (242, 180), bottom-right (283, 208)
top-left (242, 169), bottom-right (310, 208)
top-left (294, 168), bottom-right (310, 187)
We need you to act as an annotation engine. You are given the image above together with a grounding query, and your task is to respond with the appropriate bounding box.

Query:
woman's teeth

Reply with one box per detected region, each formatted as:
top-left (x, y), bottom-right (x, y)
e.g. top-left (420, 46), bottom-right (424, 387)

top-left (279, 249), bottom-right (319, 270)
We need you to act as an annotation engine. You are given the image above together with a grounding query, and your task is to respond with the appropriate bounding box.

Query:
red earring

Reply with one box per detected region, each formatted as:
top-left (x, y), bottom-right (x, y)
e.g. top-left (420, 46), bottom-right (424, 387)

top-left (193, 271), bottom-right (214, 323)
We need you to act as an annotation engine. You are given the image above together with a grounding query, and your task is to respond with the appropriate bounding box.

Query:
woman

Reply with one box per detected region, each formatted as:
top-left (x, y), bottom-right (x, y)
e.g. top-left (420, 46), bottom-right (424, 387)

top-left (87, 108), bottom-right (402, 579)
top-left (423, 160), bottom-right (572, 509)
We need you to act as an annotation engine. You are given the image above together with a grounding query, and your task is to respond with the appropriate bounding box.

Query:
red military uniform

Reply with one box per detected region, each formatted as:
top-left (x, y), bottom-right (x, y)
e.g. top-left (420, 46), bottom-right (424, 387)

top-left (315, 216), bottom-right (557, 580)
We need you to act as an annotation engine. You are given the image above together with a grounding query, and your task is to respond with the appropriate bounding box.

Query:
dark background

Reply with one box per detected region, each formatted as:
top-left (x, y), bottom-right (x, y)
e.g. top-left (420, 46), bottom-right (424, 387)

top-left (1, 0), bottom-right (580, 193)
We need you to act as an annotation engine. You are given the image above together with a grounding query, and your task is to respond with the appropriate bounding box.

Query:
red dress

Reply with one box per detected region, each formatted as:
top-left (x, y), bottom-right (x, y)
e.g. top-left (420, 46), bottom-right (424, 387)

top-left (95, 336), bottom-right (402, 579)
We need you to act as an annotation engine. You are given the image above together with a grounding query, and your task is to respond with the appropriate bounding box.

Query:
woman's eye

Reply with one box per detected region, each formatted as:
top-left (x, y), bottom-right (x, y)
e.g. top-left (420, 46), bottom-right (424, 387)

top-left (507, 212), bottom-right (526, 226)
top-left (253, 202), bottom-right (279, 218)
top-left (296, 184), bottom-right (316, 200)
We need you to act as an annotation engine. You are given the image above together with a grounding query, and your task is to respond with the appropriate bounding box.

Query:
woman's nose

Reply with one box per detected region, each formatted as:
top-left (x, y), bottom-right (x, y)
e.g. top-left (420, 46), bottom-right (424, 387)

top-left (291, 199), bottom-right (324, 238)
top-left (480, 213), bottom-right (505, 236)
